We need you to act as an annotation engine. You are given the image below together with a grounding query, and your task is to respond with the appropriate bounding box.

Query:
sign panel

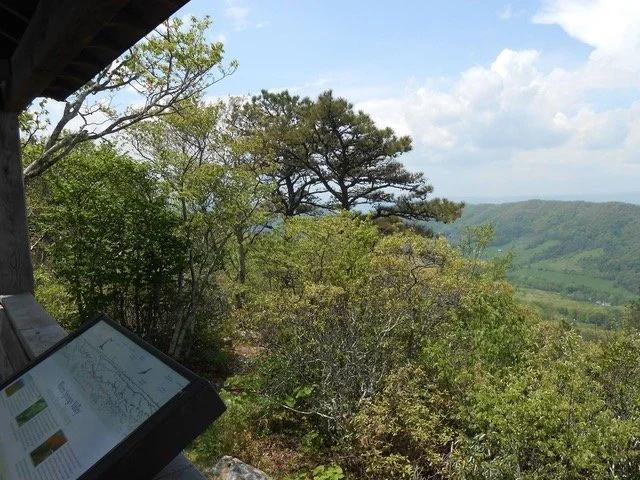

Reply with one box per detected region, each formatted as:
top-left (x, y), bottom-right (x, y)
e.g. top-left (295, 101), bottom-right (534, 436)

top-left (0, 318), bottom-right (223, 480)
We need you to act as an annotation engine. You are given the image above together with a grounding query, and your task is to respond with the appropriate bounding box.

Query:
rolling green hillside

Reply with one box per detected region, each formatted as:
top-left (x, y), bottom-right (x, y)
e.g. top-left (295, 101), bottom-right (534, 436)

top-left (435, 200), bottom-right (640, 325)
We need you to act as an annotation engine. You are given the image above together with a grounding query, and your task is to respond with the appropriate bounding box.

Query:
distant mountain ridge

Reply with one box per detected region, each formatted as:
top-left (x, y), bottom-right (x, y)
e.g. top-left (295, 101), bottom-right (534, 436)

top-left (449, 192), bottom-right (640, 206)
top-left (436, 200), bottom-right (640, 306)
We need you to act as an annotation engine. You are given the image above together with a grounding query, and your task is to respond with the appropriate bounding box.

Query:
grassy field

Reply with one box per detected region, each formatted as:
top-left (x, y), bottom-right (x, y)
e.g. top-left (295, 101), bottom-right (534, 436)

top-left (531, 248), bottom-right (606, 275)
top-left (485, 240), bottom-right (562, 264)
top-left (517, 287), bottom-right (624, 327)
top-left (510, 268), bottom-right (635, 304)
top-left (484, 243), bottom-right (635, 306)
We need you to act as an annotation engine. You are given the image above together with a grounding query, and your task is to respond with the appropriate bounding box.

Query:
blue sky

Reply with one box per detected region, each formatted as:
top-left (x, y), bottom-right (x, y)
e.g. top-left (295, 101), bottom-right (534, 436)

top-left (169, 0), bottom-right (640, 201)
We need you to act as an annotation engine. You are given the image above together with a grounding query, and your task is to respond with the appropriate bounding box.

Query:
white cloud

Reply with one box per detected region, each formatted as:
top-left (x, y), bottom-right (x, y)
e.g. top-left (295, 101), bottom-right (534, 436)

top-left (357, 48), bottom-right (576, 153)
top-left (349, 35), bottom-right (640, 196)
top-left (499, 5), bottom-right (514, 20)
top-left (533, 0), bottom-right (640, 55)
top-left (534, 0), bottom-right (640, 84)
top-left (223, 0), bottom-right (268, 31)
top-left (224, 0), bottom-right (250, 30)
top-left (498, 4), bottom-right (525, 20)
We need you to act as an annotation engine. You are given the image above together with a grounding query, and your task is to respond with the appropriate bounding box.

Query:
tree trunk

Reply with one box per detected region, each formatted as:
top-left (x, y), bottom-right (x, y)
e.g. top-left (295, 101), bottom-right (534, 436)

top-left (235, 228), bottom-right (247, 309)
top-left (339, 182), bottom-right (350, 210)
top-left (0, 112), bottom-right (34, 294)
top-left (169, 198), bottom-right (193, 357)
top-left (169, 242), bottom-right (198, 358)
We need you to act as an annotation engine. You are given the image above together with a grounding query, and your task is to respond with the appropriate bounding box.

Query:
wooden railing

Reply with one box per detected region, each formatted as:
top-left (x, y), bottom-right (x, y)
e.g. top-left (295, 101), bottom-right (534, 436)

top-left (0, 293), bottom-right (208, 480)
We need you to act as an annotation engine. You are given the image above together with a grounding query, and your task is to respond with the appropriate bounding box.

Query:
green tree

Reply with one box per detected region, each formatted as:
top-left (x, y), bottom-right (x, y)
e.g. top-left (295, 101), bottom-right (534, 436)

top-left (451, 327), bottom-right (640, 479)
top-left (242, 214), bottom-right (528, 438)
top-left (306, 91), bottom-right (462, 223)
top-left (21, 15), bottom-right (236, 182)
top-left (29, 143), bottom-right (186, 347)
top-left (129, 98), bottom-right (272, 356)
top-left (243, 90), bottom-right (463, 223)
top-left (239, 90), bottom-right (320, 216)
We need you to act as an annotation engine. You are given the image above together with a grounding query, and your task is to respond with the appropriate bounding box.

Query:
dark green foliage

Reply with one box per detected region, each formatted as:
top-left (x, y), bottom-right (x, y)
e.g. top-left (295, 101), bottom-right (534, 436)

top-left (30, 143), bottom-right (187, 347)
top-left (239, 90), bottom-right (319, 216)
top-left (243, 90), bottom-right (464, 223)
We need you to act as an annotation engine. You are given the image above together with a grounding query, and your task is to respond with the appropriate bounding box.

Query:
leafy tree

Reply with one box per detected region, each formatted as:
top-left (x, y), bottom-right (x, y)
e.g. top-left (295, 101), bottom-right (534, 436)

top-left (352, 365), bottom-right (454, 479)
top-left (21, 15), bottom-right (236, 182)
top-left (129, 98), bottom-right (272, 356)
top-left (243, 90), bottom-right (463, 223)
top-left (239, 90), bottom-right (319, 216)
top-left (305, 91), bottom-right (462, 223)
top-left (451, 327), bottom-right (640, 479)
top-left (241, 214), bottom-right (529, 442)
top-left (29, 143), bottom-right (186, 347)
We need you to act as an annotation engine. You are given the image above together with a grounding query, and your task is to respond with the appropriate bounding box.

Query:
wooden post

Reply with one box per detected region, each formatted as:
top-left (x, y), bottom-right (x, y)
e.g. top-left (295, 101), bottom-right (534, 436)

top-left (0, 111), bottom-right (34, 294)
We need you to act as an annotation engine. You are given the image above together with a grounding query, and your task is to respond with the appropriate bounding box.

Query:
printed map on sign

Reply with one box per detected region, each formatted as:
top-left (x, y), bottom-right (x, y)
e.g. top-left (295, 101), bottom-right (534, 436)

top-left (54, 321), bottom-right (189, 435)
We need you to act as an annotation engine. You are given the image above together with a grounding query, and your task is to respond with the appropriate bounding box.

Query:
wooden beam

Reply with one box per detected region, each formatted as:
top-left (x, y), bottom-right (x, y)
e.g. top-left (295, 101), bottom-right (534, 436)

top-left (2, 0), bottom-right (130, 111)
top-left (0, 59), bottom-right (9, 81)
top-left (0, 112), bottom-right (33, 294)
top-left (0, 2), bottom-right (30, 23)
top-left (0, 293), bottom-right (67, 358)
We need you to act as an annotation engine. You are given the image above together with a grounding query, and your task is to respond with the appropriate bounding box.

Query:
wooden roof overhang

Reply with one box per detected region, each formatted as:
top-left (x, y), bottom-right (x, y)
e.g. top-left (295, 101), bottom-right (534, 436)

top-left (0, 0), bottom-right (190, 112)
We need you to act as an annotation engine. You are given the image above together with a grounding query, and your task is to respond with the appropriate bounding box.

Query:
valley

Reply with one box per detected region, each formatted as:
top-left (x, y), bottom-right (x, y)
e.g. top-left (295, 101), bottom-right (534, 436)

top-left (436, 200), bottom-right (640, 326)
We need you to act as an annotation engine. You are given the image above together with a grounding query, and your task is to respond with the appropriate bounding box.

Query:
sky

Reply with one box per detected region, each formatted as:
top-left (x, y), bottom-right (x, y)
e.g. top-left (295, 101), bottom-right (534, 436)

top-left (155, 1), bottom-right (640, 201)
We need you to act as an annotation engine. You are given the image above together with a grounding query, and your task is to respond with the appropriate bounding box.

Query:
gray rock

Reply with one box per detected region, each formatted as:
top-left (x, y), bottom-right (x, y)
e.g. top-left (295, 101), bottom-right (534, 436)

top-left (211, 456), bottom-right (271, 480)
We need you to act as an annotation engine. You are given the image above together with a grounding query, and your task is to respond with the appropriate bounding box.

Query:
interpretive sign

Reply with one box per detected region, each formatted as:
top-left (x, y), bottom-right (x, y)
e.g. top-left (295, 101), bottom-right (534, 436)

top-left (0, 315), bottom-right (225, 480)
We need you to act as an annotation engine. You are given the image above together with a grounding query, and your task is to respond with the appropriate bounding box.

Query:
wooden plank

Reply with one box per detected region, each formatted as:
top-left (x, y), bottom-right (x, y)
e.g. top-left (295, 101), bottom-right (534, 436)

top-left (0, 308), bottom-right (29, 376)
top-left (1, 293), bottom-right (66, 358)
top-left (0, 294), bottom-right (206, 479)
top-left (0, 112), bottom-right (33, 294)
top-left (2, 0), bottom-right (129, 111)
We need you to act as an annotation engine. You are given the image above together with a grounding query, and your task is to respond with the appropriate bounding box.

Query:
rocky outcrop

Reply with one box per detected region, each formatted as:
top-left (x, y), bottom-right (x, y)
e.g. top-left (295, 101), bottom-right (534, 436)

top-left (211, 456), bottom-right (270, 480)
